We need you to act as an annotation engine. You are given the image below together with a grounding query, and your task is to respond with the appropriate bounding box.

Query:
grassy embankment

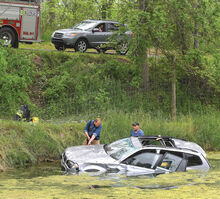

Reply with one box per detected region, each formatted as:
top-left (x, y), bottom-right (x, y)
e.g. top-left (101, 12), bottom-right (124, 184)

top-left (0, 45), bottom-right (219, 170)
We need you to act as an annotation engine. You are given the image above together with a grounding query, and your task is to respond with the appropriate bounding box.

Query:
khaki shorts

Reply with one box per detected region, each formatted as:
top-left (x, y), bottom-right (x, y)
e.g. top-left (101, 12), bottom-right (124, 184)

top-left (83, 138), bottom-right (100, 145)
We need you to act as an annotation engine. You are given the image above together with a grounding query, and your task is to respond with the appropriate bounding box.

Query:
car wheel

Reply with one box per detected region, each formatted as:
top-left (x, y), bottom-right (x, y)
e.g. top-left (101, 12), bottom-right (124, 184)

top-left (55, 45), bottom-right (66, 51)
top-left (117, 43), bottom-right (128, 55)
top-left (0, 27), bottom-right (18, 48)
top-left (75, 39), bottom-right (88, 53)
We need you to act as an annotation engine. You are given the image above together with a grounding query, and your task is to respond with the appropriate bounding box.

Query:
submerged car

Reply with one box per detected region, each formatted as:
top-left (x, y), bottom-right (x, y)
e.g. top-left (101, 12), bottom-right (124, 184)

top-left (61, 136), bottom-right (210, 176)
top-left (51, 19), bottom-right (133, 55)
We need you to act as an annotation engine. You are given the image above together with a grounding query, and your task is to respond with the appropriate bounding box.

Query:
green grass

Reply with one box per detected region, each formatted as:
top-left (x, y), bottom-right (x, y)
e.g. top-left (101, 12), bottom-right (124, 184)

top-left (20, 41), bottom-right (56, 50)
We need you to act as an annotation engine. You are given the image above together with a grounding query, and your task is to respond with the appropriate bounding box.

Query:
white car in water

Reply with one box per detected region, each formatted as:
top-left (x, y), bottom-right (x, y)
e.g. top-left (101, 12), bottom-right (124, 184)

top-left (61, 136), bottom-right (210, 176)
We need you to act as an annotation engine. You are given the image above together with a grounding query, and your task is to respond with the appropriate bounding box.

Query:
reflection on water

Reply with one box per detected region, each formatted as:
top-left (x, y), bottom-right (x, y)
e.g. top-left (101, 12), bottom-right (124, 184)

top-left (0, 153), bottom-right (219, 199)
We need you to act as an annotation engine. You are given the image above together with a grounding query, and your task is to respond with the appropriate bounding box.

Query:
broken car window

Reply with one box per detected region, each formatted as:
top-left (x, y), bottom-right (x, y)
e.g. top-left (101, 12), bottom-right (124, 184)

top-left (105, 138), bottom-right (137, 160)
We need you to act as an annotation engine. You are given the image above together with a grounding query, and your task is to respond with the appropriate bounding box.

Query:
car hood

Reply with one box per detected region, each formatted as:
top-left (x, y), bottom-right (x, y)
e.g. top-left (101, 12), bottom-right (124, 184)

top-left (64, 144), bottom-right (117, 164)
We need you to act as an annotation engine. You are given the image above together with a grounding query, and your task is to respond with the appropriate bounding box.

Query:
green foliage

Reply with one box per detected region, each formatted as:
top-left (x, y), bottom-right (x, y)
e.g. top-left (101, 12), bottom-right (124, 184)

top-left (40, 0), bottom-right (100, 41)
top-left (39, 0), bottom-right (220, 118)
top-left (0, 48), bottom-right (219, 119)
top-left (0, 120), bottom-right (84, 168)
top-left (0, 47), bottom-right (33, 116)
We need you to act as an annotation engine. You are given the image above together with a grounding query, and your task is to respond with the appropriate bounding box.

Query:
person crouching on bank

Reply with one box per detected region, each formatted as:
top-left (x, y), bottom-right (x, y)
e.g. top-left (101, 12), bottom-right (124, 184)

top-left (83, 118), bottom-right (102, 145)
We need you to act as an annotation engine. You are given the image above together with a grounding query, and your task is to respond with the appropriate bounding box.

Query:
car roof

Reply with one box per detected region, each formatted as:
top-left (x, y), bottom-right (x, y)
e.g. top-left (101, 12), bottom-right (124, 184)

top-left (131, 135), bottom-right (206, 157)
top-left (83, 19), bottom-right (119, 24)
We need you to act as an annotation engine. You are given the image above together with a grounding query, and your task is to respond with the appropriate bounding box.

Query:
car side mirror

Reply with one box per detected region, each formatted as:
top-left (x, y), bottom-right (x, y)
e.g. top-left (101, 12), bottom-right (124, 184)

top-left (92, 28), bottom-right (99, 33)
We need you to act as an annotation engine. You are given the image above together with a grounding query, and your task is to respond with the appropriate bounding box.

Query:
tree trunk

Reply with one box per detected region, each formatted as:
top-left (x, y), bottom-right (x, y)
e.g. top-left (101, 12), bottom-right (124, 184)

top-left (171, 56), bottom-right (176, 120)
top-left (100, 0), bottom-right (114, 19)
top-left (180, 20), bottom-right (187, 56)
top-left (138, 0), bottom-right (150, 91)
top-left (48, 0), bottom-right (55, 24)
top-left (142, 52), bottom-right (150, 91)
top-left (194, 22), bottom-right (199, 49)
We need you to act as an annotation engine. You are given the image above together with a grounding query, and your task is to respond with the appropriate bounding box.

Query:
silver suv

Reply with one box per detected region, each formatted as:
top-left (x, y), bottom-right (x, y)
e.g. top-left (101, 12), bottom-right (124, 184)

top-left (61, 136), bottom-right (210, 175)
top-left (51, 19), bottom-right (133, 55)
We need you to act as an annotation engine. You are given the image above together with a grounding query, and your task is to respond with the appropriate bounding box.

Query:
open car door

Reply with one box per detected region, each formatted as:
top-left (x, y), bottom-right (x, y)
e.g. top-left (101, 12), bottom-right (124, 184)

top-left (155, 153), bottom-right (188, 174)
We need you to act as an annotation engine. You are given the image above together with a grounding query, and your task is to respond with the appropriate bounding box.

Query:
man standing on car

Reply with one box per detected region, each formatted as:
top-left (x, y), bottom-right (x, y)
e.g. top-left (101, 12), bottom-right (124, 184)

top-left (131, 122), bottom-right (144, 137)
top-left (83, 118), bottom-right (102, 145)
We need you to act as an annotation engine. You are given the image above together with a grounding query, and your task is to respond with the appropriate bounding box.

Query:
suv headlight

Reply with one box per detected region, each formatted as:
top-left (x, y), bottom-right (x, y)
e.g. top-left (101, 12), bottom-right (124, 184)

top-left (64, 33), bottom-right (78, 37)
top-left (66, 160), bottom-right (79, 170)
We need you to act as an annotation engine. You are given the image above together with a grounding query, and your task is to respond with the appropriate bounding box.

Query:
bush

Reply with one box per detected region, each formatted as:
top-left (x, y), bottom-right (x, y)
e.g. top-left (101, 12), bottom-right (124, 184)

top-left (0, 47), bottom-right (33, 116)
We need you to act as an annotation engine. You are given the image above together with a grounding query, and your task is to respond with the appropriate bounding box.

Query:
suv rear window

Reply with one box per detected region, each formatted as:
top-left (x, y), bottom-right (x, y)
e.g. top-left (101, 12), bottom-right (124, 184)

top-left (107, 23), bottom-right (119, 32)
top-left (185, 153), bottom-right (202, 166)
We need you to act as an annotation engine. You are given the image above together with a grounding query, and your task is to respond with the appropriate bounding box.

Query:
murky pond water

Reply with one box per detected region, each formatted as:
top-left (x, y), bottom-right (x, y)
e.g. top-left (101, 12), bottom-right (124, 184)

top-left (0, 152), bottom-right (219, 199)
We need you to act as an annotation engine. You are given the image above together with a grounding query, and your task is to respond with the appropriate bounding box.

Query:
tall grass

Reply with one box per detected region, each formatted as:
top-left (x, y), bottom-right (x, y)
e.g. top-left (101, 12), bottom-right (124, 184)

top-left (0, 119), bottom-right (85, 170)
top-left (100, 110), bottom-right (220, 151)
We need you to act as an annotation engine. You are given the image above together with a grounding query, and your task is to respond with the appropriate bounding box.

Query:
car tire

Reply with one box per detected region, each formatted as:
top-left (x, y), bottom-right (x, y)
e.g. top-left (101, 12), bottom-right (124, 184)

top-left (75, 39), bottom-right (88, 53)
top-left (0, 27), bottom-right (18, 48)
top-left (116, 43), bottom-right (128, 55)
top-left (55, 45), bottom-right (66, 51)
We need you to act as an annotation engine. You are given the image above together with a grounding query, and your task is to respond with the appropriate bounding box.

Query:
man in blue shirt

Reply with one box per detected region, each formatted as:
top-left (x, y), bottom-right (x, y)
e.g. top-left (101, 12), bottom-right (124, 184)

top-left (83, 118), bottom-right (102, 145)
top-left (131, 122), bottom-right (144, 137)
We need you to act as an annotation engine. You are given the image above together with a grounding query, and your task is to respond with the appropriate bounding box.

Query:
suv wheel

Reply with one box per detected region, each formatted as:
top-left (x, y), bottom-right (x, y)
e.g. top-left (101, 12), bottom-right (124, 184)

top-left (117, 43), bottom-right (128, 55)
top-left (55, 45), bottom-right (66, 51)
top-left (75, 39), bottom-right (88, 53)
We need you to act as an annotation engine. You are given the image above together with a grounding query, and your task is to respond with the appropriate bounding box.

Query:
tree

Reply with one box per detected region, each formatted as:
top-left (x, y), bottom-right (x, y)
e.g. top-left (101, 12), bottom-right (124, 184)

top-left (114, 0), bottom-right (153, 91)
top-left (115, 0), bottom-right (220, 119)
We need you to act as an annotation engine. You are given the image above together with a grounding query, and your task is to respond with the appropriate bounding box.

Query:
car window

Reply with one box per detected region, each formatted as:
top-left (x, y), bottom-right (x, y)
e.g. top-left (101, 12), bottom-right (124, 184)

top-left (158, 153), bottom-right (183, 172)
top-left (72, 21), bottom-right (97, 30)
top-left (95, 23), bottom-right (106, 32)
top-left (139, 138), bottom-right (163, 147)
top-left (185, 153), bottom-right (202, 166)
top-left (122, 151), bottom-right (163, 169)
top-left (107, 23), bottom-right (119, 32)
top-left (160, 150), bottom-right (183, 158)
top-left (104, 138), bottom-right (137, 160)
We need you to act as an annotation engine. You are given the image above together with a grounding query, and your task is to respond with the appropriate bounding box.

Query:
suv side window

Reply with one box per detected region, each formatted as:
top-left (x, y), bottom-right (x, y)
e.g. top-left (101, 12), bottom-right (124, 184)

top-left (122, 150), bottom-right (162, 169)
top-left (95, 23), bottom-right (106, 32)
top-left (158, 153), bottom-right (183, 172)
top-left (160, 150), bottom-right (183, 158)
top-left (107, 23), bottom-right (119, 32)
top-left (185, 153), bottom-right (202, 166)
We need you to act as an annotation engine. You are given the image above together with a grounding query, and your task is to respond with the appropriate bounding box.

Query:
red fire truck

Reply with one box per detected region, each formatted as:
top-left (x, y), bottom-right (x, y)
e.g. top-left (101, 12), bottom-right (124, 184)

top-left (0, 0), bottom-right (41, 48)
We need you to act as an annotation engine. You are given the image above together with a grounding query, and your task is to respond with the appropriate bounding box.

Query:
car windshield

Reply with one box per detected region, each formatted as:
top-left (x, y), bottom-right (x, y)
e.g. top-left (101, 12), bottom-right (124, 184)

top-left (72, 21), bottom-right (97, 30)
top-left (104, 138), bottom-right (137, 160)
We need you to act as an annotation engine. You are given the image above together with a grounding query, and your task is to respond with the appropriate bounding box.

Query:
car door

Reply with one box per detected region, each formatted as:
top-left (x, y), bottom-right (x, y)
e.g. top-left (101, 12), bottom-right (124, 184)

top-left (105, 23), bottom-right (119, 44)
top-left (87, 23), bottom-right (108, 47)
top-left (120, 150), bottom-right (164, 174)
top-left (156, 152), bottom-right (187, 172)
